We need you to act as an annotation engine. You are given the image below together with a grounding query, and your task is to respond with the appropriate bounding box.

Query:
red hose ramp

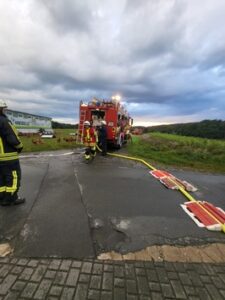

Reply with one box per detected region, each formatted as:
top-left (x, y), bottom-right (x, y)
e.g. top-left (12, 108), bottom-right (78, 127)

top-left (203, 202), bottom-right (225, 224)
top-left (150, 170), bottom-right (197, 192)
top-left (182, 201), bottom-right (223, 231)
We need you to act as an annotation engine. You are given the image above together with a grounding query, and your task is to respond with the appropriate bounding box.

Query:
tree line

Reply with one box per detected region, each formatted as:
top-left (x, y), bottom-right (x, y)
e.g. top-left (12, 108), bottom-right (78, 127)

top-left (52, 121), bottom-right (78, 129)
top-left (52, 119), bottom-right (225, 139)
top-left (145, 120), bottom-right (225, 139)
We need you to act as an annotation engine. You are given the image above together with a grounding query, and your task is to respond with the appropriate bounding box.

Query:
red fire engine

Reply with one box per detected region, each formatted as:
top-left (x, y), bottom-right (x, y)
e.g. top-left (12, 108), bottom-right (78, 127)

top-left (77, 97), bottom-right (133, 148)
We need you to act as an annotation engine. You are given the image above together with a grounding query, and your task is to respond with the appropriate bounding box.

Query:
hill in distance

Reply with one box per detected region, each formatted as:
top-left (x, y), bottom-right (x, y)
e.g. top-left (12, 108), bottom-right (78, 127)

top-left (134, 119), bottom-right (225, 139)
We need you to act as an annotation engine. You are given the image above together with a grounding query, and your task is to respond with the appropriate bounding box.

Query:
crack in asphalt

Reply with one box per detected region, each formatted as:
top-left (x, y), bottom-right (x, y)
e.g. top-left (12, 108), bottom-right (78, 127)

top-left (72, 154), bottom-right (97, 258)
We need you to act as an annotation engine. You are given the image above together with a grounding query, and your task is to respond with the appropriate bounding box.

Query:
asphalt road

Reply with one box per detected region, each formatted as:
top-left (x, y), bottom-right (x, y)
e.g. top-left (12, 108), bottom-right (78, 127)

top-left (1, 149), bottom-right (225, 259)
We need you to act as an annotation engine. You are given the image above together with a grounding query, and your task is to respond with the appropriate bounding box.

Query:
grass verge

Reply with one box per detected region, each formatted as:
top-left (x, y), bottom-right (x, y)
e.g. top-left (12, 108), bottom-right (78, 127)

top-left (127, 132), bottom-right (225, 173)
top-left (20, 129), bottom-right (80, 152)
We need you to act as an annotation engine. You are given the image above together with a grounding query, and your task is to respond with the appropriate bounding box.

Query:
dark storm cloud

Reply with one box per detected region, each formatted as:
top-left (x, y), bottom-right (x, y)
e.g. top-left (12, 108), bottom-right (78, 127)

top-left (0, 0), bottom-right (225, 124)
top-left (200, 47), bottom-right (225, 71)
top-left (122, 1), bottom-right (187, 62)
top-left (38, 0), bottom-right (94, 33)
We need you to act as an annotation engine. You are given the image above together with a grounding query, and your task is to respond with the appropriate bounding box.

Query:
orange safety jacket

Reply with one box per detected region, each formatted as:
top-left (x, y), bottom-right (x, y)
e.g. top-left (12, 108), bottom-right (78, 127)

top-left (83, 127), bottom-right (98, 147)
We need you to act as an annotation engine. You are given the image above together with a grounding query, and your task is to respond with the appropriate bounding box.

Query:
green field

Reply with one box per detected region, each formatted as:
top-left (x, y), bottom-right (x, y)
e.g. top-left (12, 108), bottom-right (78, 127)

top-left (126, 132), bottom-right (225, 173)
top-left (20, 129), bottom-right (80, 152)
top-left (20, 130), bottom-right (225, 173)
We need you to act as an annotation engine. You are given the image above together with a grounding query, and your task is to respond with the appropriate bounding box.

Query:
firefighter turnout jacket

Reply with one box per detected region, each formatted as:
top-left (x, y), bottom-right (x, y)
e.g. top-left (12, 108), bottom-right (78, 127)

top-left (0, 113), bottom-right (23, 163)
top-left (83, 127), bottom-right (98, 147)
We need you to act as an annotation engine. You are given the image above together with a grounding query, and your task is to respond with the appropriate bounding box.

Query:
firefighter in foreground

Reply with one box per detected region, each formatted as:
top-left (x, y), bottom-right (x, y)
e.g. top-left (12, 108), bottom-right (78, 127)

top-left (82, 121), bottom-right (98, 161)
top-left (0, 100), bottom-right (25, 206)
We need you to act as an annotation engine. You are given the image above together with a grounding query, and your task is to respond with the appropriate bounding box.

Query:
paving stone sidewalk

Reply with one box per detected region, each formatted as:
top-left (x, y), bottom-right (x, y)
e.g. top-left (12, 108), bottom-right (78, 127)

top-left (0, 258), bottom-right (225, 300)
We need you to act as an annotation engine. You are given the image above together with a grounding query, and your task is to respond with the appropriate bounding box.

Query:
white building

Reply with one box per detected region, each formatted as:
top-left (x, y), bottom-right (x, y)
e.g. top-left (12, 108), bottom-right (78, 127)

top-left (5, 109), bottom-right (52, 133)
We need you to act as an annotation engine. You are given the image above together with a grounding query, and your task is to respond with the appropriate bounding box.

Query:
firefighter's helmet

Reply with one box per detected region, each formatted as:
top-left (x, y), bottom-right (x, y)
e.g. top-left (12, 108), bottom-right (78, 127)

top-left (0, 99), bottom-right (7, 108)
top-left (101, 120), bottom-right (106, 125)
top-left (84, 120), bottom-right (90, 126)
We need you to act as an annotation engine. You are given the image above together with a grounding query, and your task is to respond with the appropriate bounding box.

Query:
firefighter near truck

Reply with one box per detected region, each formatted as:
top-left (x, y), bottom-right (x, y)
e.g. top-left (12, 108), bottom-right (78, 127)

top-left (77, 97), bottom-right (133, 150)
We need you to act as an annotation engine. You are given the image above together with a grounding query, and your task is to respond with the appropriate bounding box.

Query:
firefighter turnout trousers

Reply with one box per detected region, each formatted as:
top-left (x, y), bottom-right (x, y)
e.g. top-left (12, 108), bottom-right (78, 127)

top-left (0, 160), bottom-right (21, 203)
top-left (85, 145), bottom-right (96, 159)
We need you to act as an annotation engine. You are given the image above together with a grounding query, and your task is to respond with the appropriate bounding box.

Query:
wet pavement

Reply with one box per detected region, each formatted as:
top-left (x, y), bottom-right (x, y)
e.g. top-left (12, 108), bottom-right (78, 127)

top-left (0, 149), bottom-right (225, 299)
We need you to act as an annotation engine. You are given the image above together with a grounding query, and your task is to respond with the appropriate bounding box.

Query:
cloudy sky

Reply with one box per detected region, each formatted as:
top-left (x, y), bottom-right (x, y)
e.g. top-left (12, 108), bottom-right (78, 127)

top-left (0, 0), bottom-right (225, 126)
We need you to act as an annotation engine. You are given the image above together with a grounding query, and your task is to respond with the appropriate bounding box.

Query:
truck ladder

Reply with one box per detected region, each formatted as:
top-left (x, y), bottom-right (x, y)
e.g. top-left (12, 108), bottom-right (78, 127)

top-left (77, 109), bottom-right (87, 143)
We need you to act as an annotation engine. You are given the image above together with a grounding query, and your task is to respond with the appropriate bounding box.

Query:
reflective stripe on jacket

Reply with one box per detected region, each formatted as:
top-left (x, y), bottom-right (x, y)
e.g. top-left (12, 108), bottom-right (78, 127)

top-left (83, 127), bottom-right (98, 146)
top-left (0, 114), bottom-right (23, 162)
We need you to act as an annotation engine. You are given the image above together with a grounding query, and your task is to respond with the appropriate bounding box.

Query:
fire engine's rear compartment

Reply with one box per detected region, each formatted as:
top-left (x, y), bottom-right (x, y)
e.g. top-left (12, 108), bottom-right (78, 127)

top-left (78, 98), bottom-right (132, 148)
top-left (91, 110), bottom-right (105, 127)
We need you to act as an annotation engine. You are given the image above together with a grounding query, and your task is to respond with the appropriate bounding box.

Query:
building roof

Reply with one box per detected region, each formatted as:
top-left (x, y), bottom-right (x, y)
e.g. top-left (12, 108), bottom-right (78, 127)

top-left (6, 109), bottom-right (52, 120)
